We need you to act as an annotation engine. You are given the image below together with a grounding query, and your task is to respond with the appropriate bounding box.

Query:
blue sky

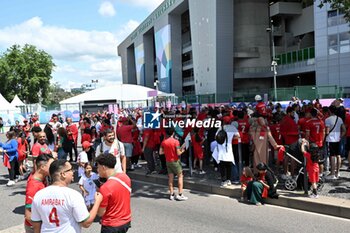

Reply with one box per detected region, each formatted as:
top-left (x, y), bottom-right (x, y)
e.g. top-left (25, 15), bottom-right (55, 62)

top-left (0, 0), bottom-right (163, 90)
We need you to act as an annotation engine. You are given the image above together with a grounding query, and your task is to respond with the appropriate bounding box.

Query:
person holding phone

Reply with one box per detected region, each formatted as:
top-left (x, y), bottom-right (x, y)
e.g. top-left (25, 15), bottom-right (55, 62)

top-left (159, 127), bottom-right (188, 201)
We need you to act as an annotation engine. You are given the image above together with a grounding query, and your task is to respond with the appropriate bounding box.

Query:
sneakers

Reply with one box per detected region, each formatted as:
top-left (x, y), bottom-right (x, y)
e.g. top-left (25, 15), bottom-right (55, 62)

top-left (325, 175), bottom-right (337, 180)
top-left (6, 180), bottom-right (15, 187)
top-left (220, 180), bottom-right (231, 187)
top-left (169, 193), bottom-right (175, 201)
top-left (309, 193), bottom-right (319, 198)
top-left (199, 170), bottom-right (206, 175)
top-left (175, 194), bottom-right (188, 201)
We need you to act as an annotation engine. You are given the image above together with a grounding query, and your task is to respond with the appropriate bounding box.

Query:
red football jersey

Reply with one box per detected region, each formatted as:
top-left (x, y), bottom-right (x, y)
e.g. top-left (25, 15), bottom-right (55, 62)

top-left (305, 118), bottom-right (325, 147)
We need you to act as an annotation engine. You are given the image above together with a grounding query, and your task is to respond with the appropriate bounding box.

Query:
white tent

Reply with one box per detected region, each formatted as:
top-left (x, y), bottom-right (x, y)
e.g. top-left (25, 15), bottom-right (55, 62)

top-left (60, 84), bottom-right (168, 111)
top-left (11, 95), bottom-right (26, 107)
top-left (0, 93), bottom-right (19, 114)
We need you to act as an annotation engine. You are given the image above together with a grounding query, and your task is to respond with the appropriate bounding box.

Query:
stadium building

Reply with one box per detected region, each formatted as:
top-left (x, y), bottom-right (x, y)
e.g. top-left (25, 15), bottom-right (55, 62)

top-left (117, 0), bottom-right (350, 102)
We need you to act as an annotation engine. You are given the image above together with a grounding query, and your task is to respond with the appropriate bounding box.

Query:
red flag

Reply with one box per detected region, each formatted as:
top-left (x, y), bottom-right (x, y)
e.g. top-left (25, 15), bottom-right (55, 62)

top-left (3, 153), bottom-right (11, 169)
top-left (277, 146), bottom-right (285, 162)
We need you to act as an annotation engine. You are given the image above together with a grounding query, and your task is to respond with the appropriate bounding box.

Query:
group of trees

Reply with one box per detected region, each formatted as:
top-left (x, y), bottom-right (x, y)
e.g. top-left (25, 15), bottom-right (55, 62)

top-left (0, 44), bottom-right (54, 104)
top-left (0, 44), bottom-right (73, 106)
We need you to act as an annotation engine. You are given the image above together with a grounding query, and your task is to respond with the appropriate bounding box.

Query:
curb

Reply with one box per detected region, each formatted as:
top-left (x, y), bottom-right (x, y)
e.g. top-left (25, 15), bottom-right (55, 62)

top-left (128, 171), bottom-right (350, 219)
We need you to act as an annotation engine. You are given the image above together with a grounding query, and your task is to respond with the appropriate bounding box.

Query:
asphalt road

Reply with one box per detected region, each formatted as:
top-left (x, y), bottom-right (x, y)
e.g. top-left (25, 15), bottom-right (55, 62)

top-left (0, 164), bottom-right (350, 233)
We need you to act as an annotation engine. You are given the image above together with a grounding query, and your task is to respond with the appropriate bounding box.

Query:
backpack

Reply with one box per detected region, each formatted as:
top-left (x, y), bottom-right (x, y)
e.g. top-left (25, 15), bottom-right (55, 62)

top-left (216, 128), bottom-right (227, 145)
top-left (216, 128), bottom-right (228, 152)
top-left (309, 144), bottom-right (320, 163)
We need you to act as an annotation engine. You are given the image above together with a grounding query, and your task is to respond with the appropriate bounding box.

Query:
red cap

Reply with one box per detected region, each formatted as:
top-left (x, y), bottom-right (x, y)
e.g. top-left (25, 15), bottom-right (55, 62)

top-left (82, 141), bottom-right (91, 149)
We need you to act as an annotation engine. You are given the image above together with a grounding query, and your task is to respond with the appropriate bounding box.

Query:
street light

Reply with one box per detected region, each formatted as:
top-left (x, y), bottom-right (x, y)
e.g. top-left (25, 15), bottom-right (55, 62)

top-left (91, 79), bottom-right (98, 89)
top-left (266, 20), bottom-right (278, 101)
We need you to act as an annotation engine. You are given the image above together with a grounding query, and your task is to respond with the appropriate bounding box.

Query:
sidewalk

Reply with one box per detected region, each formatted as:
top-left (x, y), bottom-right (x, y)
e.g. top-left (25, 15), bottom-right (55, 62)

top-left (127, 162), bottom-right (350, 219)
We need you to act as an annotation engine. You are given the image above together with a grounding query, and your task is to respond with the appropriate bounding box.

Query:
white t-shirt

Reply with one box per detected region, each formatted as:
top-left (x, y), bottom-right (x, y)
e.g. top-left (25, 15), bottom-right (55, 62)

top-left (212, 125), bottom-right (239, 163)
top-left (78, 172), bottom-right (99, 203)
top-left (77, 151), bottom-right (89, 177)
top-left (325, 115), bottom-right (344, 142)
top-left (96, 140), bottom-right (125, 173)
top-left (31, 186), bottom-right (89, 233)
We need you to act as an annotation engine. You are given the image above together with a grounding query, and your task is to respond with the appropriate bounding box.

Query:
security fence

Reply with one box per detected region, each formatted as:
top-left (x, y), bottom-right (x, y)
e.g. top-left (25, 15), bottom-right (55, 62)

top-left (180, 85), bottom-right (347, 104)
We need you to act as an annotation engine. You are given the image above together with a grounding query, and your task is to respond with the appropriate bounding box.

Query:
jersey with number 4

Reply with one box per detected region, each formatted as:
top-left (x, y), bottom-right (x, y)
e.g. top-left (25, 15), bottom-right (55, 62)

top-left (31, 186), bottom-right (89, 233)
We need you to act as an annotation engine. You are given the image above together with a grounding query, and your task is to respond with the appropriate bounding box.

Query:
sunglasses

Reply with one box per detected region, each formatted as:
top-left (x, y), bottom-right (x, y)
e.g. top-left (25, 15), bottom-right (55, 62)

top-left (63, 167), bottom-right (75, 173)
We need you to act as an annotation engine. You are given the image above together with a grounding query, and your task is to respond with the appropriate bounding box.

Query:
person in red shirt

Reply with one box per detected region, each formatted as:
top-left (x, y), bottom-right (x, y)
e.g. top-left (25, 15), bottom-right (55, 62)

top-left (117, 116), bottom-right (136, 170)
top-left (66, 117), bottom-right (79, 162)
top-left (191, 127), bottom-right (205, 174)
top-left (305, 108), bottom-right (326, 175)
top-left (96, 153), bottom-right (132, 232)
top-left (255, 95), bottom-right (267, 117)
top-left (280, 107), bottom-right (300, 178)
top-left (31, 132), bottom-right (52, 159)
top-left (17, 131), bottom-right (29, 180)
top-left (159, 127), bottom-right (188, 201)
top-left (301, 139), bottom-right (320, 198)
top-left (305, 108), bottom-right (325, 148)
top-left (81, 128), bottom-right (92, 144)
top-left (298, 111), bottom-right (311, 139)
top-left (236, 111), bottom-right (251, 166)
top-left (142, 128), bottom-right (157, 175)
top-left (24, 154), bottom-right (54, 233)
top-left (240, 166), bottom-right (254, 201)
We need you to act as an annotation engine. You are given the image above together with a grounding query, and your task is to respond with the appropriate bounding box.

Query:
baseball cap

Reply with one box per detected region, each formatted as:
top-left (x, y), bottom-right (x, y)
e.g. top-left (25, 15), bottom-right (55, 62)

top-left (255, 95), bottom-right (262, 101)
top-left (82, 141), bottom-right (91, 149)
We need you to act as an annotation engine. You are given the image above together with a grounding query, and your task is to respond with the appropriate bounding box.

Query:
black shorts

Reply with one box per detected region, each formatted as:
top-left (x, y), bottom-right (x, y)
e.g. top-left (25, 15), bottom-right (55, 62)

top-left (328, 142), bottom-right (340, 157)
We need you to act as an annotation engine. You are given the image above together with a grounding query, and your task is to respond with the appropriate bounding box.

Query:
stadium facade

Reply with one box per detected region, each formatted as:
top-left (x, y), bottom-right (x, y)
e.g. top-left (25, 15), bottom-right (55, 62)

top-left (117, 0), bottom-right (350, 101)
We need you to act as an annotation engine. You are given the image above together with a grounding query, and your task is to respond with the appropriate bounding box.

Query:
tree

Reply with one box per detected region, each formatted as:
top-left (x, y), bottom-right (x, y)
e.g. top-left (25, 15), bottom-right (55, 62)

top-left (0, 44), bottom-right (55, 103)
top-left (314, 1), bottom-right (350, 22)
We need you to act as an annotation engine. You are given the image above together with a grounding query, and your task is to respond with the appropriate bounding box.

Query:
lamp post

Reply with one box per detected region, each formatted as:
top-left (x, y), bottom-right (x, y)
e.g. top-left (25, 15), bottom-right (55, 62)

top-left (91, 79), bottom-right (98, 89)
top-left (267, 20), bottom-right (278, 101)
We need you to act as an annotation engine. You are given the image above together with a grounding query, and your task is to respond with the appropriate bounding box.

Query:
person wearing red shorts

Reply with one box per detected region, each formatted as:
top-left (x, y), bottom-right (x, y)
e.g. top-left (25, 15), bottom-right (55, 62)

top-left (301, 139), bottom-right (320, 198)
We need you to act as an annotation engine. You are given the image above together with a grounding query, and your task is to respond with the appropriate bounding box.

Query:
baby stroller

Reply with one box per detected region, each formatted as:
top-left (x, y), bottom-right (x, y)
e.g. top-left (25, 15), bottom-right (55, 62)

top-left (283, 150), bottom-right (324, 191)
top-left (284, 151), bottom-right (305, 191)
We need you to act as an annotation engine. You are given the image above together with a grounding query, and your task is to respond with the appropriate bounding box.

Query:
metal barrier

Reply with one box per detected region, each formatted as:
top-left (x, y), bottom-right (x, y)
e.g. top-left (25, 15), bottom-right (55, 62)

top-left (180, 85), bottom-right (346, 104)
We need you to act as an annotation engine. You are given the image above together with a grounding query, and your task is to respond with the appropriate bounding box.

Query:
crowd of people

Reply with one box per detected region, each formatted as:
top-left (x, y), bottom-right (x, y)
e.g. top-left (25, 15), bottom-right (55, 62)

top-left (0, 95), bottom-right (349, 231)
top-left (0, 111), bottom-right (132, 233)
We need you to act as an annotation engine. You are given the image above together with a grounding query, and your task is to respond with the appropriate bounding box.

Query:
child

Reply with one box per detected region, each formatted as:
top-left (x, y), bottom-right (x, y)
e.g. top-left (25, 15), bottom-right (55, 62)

top-left (301, 139), bottom-right (320, 198)
top-left (17, 131), bottom-right (29, 180)
top-left (191, 127), bottom-right (206, 174)
top-left (78, 141), bottom-right (91, 177)
top-left (240, 167), bottom-right (254, 201)
top-left (78, 163), bottom-right (98, 210)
